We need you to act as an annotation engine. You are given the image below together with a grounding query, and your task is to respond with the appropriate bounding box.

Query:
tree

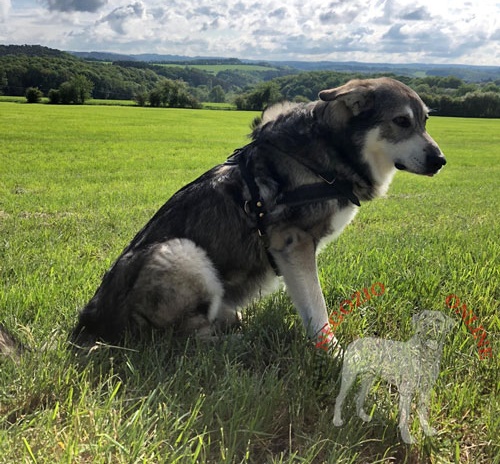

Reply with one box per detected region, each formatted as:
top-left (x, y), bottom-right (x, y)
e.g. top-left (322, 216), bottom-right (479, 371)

top-left (58, 75), bottom-right (93, 104)
top-left (0, 71), bottom-right (7, 95)
top-left (25, 87), bottom-right (43, 103)
top-left (463, 92), bottom-right (500, 118)
top-left (209, 85), bottom-right (226, 103)
top-left (148, 88), bottom-right (162, 107)
top-left (48, 88), bottom-right (61, 104)
top-left (133, 91), bottom-right (148, 107)
top-left (71, 75), bottom-right (93, 104)
top-left (235, 82), bottom-right (282, 110)
top-left (59, 81), bottom-right (76, 104)
top-left (148, 79), bottom-right (200, 108)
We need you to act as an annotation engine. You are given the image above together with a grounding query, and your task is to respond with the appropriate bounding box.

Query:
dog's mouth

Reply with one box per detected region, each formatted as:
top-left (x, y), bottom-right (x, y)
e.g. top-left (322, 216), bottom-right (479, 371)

top-left (394, 162), bottom-right (445, 177)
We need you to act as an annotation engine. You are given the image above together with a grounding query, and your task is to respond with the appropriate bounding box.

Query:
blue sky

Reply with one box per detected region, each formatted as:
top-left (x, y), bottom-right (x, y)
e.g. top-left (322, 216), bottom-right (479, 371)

top-left (1, 0), bottom-right (499, 65)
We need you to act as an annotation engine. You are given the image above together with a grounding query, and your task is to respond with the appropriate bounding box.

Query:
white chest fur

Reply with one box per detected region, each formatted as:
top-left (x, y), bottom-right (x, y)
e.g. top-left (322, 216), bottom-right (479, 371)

top-left (318, 203), bottom-right (359, 251)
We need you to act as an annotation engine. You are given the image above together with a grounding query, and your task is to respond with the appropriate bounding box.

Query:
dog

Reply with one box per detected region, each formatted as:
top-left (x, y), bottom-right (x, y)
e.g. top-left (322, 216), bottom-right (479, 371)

top-left (0, 77), bottom-right (446, 357)
top-left (333, 310), bottom-right (456, 444)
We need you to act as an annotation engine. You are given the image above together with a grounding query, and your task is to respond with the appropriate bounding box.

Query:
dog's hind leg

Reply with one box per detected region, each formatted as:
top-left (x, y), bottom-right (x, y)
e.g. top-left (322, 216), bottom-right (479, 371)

top-left (333, 362), bottom-right (357, 426)
top-left (268, 227), bottom-right (338, 352)
top-left (129, 239), bottom-right (225, 336)
top-left (356, 374), bottom-right (375, 422)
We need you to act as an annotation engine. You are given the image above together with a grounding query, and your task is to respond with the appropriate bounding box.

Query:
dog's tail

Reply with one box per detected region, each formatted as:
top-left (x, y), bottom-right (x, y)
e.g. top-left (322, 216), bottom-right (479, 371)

top-left (0, 324), bottom-right (27, 360)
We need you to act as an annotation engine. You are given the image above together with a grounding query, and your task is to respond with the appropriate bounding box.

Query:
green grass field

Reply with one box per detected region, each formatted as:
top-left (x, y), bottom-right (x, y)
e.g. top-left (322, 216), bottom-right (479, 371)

top-left (0, 102), bottom-right (498, 463)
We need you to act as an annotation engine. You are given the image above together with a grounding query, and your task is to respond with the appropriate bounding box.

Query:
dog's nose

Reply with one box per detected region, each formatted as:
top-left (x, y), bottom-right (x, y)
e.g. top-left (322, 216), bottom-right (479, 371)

top-left (425, 145), bottom-right (446, 173)
top-left (430, 156), bottom-right (446, 170)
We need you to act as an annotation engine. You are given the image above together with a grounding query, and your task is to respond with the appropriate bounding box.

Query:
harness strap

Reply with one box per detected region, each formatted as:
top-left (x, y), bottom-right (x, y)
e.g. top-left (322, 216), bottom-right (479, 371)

top-left (277, 181), bottom-right (360, 207)
top-left (226, 147), bottom-right (281, 275)
top-left (225, 145), bottom-right (361, 275)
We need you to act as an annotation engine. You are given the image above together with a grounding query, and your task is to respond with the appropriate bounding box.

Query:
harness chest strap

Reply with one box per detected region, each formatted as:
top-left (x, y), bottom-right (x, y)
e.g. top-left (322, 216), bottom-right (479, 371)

top-left (225, 147), bottom-right (361, 275)
top-left (226, 147), bottom-right (360, 226)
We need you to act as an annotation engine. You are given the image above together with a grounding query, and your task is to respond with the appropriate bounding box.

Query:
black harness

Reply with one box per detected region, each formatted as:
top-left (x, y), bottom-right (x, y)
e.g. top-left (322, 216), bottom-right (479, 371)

top-left (225, 143), bottom-right (361, 275)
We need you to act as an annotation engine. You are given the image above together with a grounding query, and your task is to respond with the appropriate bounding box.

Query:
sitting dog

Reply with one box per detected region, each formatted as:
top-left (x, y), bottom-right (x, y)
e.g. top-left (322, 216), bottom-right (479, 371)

top-left (333, 310), bottom-right (456, 444)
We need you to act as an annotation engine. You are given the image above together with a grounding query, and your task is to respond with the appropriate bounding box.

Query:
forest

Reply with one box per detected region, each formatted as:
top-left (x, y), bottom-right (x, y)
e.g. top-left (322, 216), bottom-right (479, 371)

top-left (1, 45), bottom-right (500, 117)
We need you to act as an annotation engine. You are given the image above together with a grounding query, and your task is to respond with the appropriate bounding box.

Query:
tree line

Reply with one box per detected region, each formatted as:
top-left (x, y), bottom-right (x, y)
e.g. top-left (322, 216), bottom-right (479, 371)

top-left (2, 45), bottom-right (500, 117)
top-left (235, 72), bottom-right (500, 118)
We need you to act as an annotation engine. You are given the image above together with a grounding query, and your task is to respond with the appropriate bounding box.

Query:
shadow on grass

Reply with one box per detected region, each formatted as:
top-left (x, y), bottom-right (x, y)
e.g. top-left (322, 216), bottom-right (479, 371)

top-left (1, 300), bottom-right (453, 463)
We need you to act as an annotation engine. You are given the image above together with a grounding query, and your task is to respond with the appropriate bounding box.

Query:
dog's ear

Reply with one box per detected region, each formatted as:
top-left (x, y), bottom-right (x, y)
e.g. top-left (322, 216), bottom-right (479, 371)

top-left (411, 312), bottom-right (421, 329)
top-left (319, 81), bottom-right (375, 116)
top-left (411, 311), bottom-right (430, 329)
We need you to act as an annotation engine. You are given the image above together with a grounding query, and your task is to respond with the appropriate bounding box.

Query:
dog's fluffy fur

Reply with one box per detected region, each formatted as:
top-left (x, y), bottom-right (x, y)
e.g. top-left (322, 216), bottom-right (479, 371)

top-left (333, 310), bottom-right (456, 444)
top-left (0, 78), bottom-right (446, 357)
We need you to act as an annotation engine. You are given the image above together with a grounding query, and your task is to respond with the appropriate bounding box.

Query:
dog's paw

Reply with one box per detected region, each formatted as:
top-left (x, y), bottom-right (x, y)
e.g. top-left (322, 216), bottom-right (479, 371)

top-left (423, 426), bottom-right (437, 437)
top-left (358, 410), bottom-right (372, 423)
top-left (400, 430), bottom-right (416, 445)
top-left (333, 416), bottom-right (344, 427)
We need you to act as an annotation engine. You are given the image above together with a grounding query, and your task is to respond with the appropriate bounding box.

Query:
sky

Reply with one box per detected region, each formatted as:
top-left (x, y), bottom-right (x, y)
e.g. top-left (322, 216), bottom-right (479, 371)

top-left (1, 0), bottom-right (499, 65)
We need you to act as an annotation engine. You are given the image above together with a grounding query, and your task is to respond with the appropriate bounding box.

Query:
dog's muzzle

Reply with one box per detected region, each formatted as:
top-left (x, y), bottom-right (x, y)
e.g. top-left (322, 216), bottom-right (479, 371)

top-left (395, 147), bottom-right (447, 177)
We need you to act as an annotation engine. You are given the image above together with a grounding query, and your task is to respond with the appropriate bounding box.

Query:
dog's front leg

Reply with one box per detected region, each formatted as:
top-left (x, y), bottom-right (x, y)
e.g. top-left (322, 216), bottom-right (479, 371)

top-left (356, 374), bottom-right (375, 422)
top-left (268, 227), bottom-right (339, 352)
top-left (398, 382), bottom-right (416, 444)
top-left (416, 388), bottom-right (437, 437)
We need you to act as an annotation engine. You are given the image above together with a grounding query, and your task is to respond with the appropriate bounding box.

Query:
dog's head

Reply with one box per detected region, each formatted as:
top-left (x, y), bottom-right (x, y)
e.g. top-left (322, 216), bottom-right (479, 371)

top-left (411, 310), bottom-right (456, 347)
top-left (318, 77), bottom-right (446, 177)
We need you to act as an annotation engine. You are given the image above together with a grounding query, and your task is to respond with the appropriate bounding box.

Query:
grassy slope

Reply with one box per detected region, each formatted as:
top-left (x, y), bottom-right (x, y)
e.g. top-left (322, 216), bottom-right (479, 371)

top-left (0, 103), bottom-right (498, 463)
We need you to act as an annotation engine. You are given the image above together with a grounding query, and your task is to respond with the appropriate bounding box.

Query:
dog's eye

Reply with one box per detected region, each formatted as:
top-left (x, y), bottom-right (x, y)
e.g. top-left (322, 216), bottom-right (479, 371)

top-left (393, 116), bottom-right (412, 128)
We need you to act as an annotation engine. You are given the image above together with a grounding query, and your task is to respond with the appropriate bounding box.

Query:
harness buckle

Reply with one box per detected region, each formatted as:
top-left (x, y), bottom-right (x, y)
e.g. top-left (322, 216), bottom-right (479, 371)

top-left (244, 200), bottom-right (266, 216)
top-left (318, 174), bottom-right (336, 185)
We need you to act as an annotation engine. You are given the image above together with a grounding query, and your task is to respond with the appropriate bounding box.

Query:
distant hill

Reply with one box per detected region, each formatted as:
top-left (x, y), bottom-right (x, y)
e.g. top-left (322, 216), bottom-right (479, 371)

top-left (67, 50), bottom-right (500, 82)
top-left (70, 51), bottom-right (234, 64)
top-left (270, 60), bottom-right (500, 82)
top-left (70, 51), bottom-right (139, 62)
top-left (1, 44), bottom-right (69, 58)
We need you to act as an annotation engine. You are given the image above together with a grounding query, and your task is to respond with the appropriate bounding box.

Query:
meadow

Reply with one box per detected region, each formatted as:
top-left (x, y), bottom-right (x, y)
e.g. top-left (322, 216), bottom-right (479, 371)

top-left (157, 64), bottom-right (279, 74)
top-left (0, 102), bottom-right (498, 463)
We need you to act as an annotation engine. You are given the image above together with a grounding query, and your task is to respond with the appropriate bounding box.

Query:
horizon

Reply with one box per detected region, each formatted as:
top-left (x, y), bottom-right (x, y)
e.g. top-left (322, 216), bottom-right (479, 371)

top-left (64, 48), bottom-right (500, 69)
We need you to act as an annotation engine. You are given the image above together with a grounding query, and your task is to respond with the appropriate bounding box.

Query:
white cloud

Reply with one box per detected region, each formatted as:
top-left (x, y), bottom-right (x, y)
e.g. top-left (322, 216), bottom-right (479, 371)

top-left (98, 1), bottom-right (147, 35)
top-left (1, 0), bottom-right (499, 65)
top-left (0, 0), bottom-right (10, 21)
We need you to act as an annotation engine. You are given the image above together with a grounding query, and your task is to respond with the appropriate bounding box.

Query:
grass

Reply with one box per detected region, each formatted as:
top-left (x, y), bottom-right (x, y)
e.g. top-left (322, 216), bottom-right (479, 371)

top-left (0, 97), bottom-right (237, 110)
top-left (0, 102), bottom-right (499, 463)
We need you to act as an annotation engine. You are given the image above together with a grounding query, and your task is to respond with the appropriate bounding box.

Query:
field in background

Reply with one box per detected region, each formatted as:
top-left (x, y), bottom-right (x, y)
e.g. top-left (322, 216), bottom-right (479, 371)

top-left (0, 102), bottom-right (498, 463)
top-left (158, 63), bottom-right (279, 74)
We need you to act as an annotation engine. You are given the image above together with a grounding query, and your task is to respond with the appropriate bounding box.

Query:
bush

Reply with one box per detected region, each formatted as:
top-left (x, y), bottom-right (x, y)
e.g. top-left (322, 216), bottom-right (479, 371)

top-left (58, 76), bottom-right (94, 104)
top-left (25, 87), bottom-right (43, 103)
top-left (233, 82), bottom-right (282, 110)
top-left (148, 88), bottom-right (162, 107)
top-left (148, 79), bottom-right (201, 108)
top-left (133, 91), bottom-right (148, 107)
top-left (47, 89), bottom-right (60, 104)
top-left (209, 85), bottom-right (226, 103)
top-left (462, 92), bottom-right (500, 118)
